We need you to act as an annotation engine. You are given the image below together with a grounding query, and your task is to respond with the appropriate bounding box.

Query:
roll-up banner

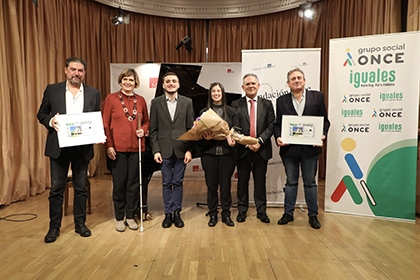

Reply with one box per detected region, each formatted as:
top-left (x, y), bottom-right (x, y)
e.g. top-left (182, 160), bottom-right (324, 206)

top-left (325, 32), bottom-right (420, 221)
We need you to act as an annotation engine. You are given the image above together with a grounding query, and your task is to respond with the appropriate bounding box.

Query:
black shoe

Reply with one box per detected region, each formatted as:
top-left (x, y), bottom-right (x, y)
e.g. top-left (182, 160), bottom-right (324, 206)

top-left (222, 216), bottom-right (235, 226)
top-left (162, 213), bottom-right (173, 228)
top-left (257, 213), bottom-right (270, 223)
top-left (44, 228), bottom-right (60, 243)
top-left (208, 215), bottom-right (217, 227)
top-left (173, 210), bottom-right (184, 228)
top-left (278, 213), bottom-right (294, 225)
top-left (75, 223), bottom-right (91, 237)
top-left (236, 212), bottom-right (246, 223)
top-left (309, 216), bottom-right (321, 229)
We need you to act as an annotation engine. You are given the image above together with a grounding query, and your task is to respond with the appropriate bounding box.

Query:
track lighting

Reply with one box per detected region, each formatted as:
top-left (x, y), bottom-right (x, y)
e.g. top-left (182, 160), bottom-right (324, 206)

top-left (298, 2), bottom-right (315, 20)
top-left (111, 8), bottom-right (130, 27)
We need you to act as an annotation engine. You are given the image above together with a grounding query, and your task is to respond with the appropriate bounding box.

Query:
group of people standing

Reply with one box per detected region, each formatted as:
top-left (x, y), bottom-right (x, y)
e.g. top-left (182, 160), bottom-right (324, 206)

top-left (37, 57), bottom-right (329, 243)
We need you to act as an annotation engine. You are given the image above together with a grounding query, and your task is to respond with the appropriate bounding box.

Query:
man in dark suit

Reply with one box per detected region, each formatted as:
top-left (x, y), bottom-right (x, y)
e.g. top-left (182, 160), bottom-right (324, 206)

top-left (149, 72), bottom-right (195, 228)
top-left (37, 57), bottom-right (101, 243)
top-left (232, 73), bottom-right (275, 223)
top-left (275, 68), bottom-right (330, 229)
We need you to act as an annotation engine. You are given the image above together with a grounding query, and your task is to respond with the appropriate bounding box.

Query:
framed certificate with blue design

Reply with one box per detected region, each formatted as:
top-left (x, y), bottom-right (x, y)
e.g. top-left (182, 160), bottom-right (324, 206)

top-left (55, 112), bottom-right (106, 148)
top-left (281, 115), bottom-right (324, 145)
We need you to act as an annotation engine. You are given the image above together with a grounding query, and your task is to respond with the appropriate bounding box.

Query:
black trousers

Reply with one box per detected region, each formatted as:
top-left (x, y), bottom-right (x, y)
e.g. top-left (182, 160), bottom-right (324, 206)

top-left (49, 146), bottom-right (89, 229)
top-left (201, 154), bottom-right (236, 218)
top-left (108, 152), bottom-right (148, 220)
top-left (236, 151), bottom-right (268, 214)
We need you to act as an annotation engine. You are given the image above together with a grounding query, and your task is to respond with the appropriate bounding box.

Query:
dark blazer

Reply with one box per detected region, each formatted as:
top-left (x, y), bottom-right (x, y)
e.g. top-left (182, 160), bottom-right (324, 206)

top-left (149, 94), bottom-right (195, 159)
top-left (232, 96), bottom-right (275, 161)
top-left (274, 90), bottom-right (330, 158)
top-left (37, 81), bottom-right (101, 160)
top-left (198, 105), bottom-right (239, 156)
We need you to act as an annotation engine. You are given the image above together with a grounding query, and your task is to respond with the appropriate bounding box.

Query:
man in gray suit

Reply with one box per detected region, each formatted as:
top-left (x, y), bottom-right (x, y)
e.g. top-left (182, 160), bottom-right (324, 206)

top-left (232, 73), bottom-right (275, 223)
top-left (149, 72), bottom-right (195, 228)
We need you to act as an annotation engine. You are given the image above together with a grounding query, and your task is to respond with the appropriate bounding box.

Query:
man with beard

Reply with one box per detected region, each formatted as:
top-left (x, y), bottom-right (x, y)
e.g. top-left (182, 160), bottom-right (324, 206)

top-left (37, 57), bottom-right (101, 243)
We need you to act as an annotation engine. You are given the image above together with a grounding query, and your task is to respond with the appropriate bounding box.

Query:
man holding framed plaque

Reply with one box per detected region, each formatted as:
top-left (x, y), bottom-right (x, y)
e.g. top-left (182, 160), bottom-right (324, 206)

top-left (37, 57), bottom-right (101, 242)
top-left (274, 68), bottom-right (330, 229)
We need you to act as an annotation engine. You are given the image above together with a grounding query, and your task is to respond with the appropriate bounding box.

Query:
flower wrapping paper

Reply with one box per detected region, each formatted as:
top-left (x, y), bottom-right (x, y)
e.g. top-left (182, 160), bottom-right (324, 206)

top-left (178, 108), bottom-right (258, 145)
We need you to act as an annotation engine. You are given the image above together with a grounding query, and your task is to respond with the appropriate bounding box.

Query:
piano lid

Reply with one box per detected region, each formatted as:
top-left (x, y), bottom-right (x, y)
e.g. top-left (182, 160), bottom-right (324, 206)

top-left (155, 63), bottom-right (241, 117)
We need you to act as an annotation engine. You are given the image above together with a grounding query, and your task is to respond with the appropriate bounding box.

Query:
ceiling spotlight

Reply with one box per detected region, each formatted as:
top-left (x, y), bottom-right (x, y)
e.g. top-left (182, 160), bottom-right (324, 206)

top-left (175, 36), bottom-right (192, 53)
top-left (111, 8), bottom-right (130, 27)
top-left (298, 2), bottom-right (315, 20)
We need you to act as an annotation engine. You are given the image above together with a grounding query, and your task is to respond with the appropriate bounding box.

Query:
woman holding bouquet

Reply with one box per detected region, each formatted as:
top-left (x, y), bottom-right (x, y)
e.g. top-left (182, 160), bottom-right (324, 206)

top-left (103, 68), bottom-right (150, 232)
top-left (199, 82), bottom-right (239, 227)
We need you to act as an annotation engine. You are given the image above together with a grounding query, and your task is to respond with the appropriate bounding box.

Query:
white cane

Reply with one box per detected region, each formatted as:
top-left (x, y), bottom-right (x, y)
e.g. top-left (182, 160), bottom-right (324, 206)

top-left (138, 113), bottom-right (144, 232)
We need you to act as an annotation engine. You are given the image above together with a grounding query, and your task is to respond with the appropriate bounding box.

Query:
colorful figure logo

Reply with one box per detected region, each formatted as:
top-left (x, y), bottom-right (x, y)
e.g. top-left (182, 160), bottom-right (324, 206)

top-left (343, 48), bottom-right (356, 67)
top-left (372, 108), bottom-right (377, 117)
top-left (342, 94), bottom-right (348, 103)
top-left (331, 138), bottom-right (376, 206)
top-left (341, 123), bottom-right (346, 132)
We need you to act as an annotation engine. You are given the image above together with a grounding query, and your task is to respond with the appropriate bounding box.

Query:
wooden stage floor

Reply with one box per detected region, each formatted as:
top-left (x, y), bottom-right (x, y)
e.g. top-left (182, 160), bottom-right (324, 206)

top-left (0, 175), bottom-right (419, 279)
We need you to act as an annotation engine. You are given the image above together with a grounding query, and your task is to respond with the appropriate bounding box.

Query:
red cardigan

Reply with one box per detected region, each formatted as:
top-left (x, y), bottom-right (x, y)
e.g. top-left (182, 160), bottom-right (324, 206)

top-left (102, 91), bottom-right (150, 152)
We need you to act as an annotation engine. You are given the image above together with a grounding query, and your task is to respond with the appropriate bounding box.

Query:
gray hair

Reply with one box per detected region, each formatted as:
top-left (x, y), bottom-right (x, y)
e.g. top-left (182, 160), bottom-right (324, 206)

top-left (287, 68), bottom-right (305, 81)
top-left (242, 73), bottom-right (259, 84)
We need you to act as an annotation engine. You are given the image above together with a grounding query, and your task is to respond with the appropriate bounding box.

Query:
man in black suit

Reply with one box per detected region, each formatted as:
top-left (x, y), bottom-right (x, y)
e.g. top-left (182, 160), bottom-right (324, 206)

top-left (232, 73), bottom-right (275, 223)
top-left (275, 68), bottom-right (330, 229)
top-left (149, 72), bottom-right (195, 228)
top-left (37, 57), bottom-right (101, 243)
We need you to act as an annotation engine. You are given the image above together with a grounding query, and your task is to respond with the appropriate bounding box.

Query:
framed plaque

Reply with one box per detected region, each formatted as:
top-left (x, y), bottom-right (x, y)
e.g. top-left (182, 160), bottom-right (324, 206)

top-left (55, 112), bottom-right (106, 148)
top-left (281, 115), bottom-right (324, 145)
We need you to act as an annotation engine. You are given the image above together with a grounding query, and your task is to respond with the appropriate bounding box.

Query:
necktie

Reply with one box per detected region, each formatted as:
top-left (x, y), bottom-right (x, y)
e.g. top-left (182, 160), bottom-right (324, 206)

top-left (249, 100), bottom-right (256, 137)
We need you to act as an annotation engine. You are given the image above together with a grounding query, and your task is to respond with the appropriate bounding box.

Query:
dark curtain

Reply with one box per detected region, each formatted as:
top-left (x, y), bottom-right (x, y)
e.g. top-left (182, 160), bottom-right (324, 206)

top-left (0, 0), bottom-right (401, 205)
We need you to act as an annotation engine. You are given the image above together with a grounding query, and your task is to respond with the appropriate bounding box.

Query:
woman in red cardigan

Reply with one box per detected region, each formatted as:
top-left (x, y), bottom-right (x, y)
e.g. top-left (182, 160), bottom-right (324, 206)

top-left (103, 68), bottom-right (150, 232)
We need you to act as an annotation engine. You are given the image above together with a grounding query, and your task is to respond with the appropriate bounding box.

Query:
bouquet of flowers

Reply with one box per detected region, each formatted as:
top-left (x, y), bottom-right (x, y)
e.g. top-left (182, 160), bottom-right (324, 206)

top-left (178, 108), bottom-right (258, 145)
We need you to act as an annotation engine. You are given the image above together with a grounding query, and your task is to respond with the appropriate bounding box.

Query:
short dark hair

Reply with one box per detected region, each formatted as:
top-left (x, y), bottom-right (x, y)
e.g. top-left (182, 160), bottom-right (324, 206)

top-left (287, 68), bottom-right (305, 81)
top-left (118, 68), bottom-right (140, 88)
top-left (66, 57), bottom-right (87, 70)
top-left (163, 71), bottom-right (179, 81)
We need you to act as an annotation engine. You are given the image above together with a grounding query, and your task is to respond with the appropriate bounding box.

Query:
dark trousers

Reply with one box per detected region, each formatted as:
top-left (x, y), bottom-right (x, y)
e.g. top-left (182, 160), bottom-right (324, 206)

top-left (201, 154), bottom-right (236, 218)
top-left (161, 155), bottom-right (186, 214)
top-left (108, 151), bottom-right (148, 220)
top-left (236, 151), bottom-right (268, 214)
top-left (49, 146), bottom-right (89, 229)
